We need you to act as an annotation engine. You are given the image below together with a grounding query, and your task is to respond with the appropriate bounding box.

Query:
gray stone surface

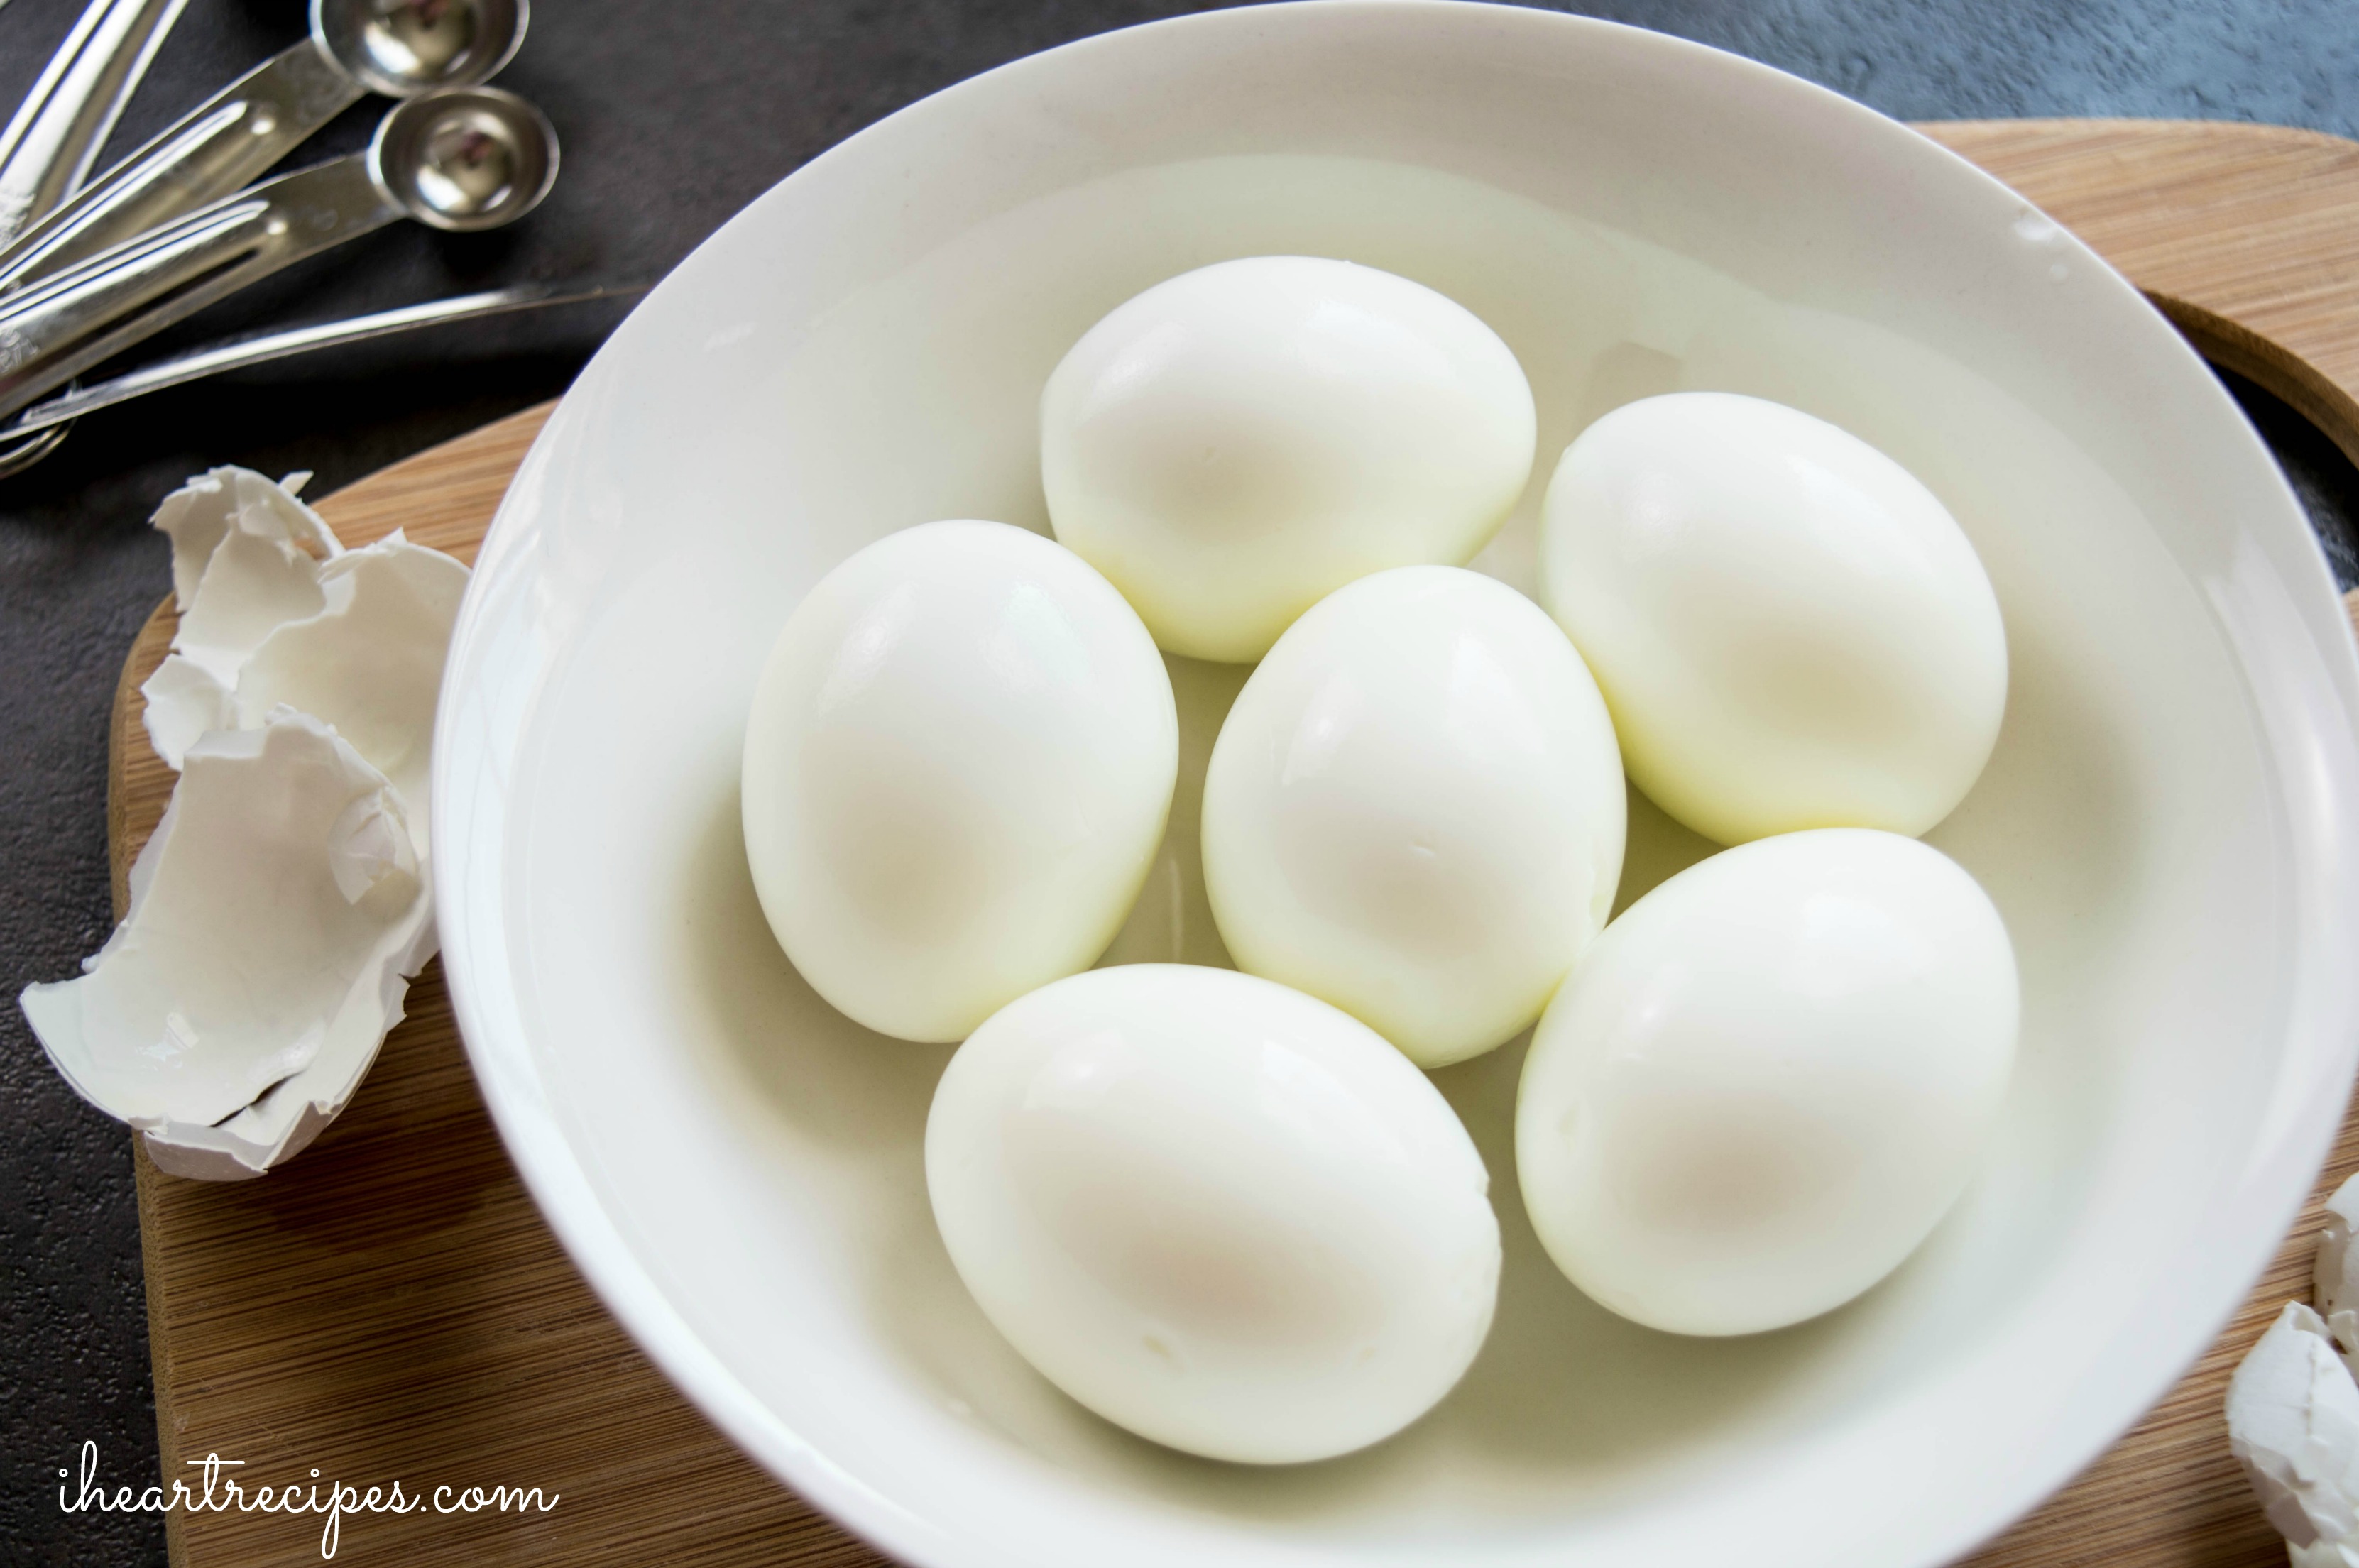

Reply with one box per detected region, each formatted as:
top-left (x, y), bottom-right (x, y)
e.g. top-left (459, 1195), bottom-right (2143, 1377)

top-left (5, 1), bottom-right (2355, 1562)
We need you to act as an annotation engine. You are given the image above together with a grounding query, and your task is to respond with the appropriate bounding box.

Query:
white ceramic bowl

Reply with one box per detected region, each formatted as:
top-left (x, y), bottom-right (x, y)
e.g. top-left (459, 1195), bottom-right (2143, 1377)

top-left (434, 6), bottom-right (2359, 1565)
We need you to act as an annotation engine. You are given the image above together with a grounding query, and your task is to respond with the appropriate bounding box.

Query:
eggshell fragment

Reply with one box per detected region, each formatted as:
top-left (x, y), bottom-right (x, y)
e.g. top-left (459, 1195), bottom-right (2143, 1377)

top-left (2228, 1301), bottom-right (2359, 1550)
top-left (229, 534), bottom-right (469, 849)
top-left (138, 475), bottom-right (466, 850)
top-left (2318, 1173), bottom-right (2359, 1368)
top-left (153, 466), bottom-right (332, 611)
top-left (142, 466), bottom-right (337, 767)
top-left (144, 506), bottom-right (465, 816)
top-left (155, 467), bottom-right (340, 683)
top-left (26, 468), bottom-right (468, 1179)
top-left (137, 654), bottom-right (231, 772)
top-left (19, 710), bottom-right (436, 1180)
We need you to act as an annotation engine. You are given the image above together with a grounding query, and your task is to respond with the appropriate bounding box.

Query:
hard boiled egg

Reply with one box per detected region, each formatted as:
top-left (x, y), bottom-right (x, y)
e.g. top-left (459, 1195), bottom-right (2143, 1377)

top-left (740, 520), bottom-right (1176, 1043)
top-left (1201, 566), bottom-right (1625, 1068)
top-left (1516, 829), bottom-right (2017, 1337)
top-left (1041, 256), bottom-right (1537, 663)
top-left (926, 964), bottom-right (1501, 1463)
top-left (1540, 392), bottom-right (2007, 845)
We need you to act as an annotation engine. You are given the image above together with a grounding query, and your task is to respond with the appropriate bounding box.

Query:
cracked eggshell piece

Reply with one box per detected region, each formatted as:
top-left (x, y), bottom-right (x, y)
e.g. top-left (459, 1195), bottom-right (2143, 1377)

top-left (141, 522), bottom-right (469, 855)
top-left (230, 532), bottom-right (469, 850)
top-left (138, 654), bottom-right (231, 771)
top-left (18, 709), bottom-right (436, 1180)
top-left (155, 467), bottom-right (340, 684)
top-left (2319, 1173), bottom-right (2359, 1364)
top-left (2229, 1301), bottom-right (2359, 1549)
top-left (143, 466), bottom-right (340, 767)
top-left (153, 465), bottom-right (330, 612)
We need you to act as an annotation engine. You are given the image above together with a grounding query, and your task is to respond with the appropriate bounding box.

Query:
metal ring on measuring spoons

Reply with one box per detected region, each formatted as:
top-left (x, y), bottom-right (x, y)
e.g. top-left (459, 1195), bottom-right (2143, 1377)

top-left (0, 414), bottom-right (71, 477)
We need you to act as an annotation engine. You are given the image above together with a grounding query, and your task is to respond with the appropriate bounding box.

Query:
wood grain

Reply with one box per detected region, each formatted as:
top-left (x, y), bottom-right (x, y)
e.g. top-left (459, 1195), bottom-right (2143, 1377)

top-left (1922, 120), bottom-right (2359, 473)
top-left (111, 120), bottom-right (2359, 1568)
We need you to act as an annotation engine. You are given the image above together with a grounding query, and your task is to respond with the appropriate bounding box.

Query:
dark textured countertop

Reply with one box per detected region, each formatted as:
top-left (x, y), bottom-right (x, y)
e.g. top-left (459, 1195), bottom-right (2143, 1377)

top-left (6, 2), bottom-right (2358, 1562)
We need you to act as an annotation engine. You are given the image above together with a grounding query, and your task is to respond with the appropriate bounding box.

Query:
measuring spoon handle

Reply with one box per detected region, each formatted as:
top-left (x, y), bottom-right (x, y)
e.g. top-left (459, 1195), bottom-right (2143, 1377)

top-left (0, 0), bottom-right (191, 246)
top-left (0, 153), bottom-right (396, 420)
top-left (0, 40), bottom-right (362, 292)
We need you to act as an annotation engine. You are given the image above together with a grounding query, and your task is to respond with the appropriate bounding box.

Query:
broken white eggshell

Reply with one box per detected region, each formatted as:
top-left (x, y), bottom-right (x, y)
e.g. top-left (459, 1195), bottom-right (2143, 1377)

top-left (21, 466), bottom-right (469, 1179)
top-left (221, 533), bottom-right (467, 843)
top-left (153, 464), bottom-right (328, 608)
top-left (152, 466), bottom-right (338, 678)
top-left (2296, 1541), bottom-right (2359, 1568)
top-left (21, 710), bottom-right (435, 1180)
top-left (141, 466), bottom-right (336, 769)
top-left (137, 652), bottom-right (233, 772)
top-left (2318, 1173), bottom-right (2359, 1368)
top-left (2228, 1300), bottom-right (2359, 1551)
top-left (140, 471), bottom-right (466, 855)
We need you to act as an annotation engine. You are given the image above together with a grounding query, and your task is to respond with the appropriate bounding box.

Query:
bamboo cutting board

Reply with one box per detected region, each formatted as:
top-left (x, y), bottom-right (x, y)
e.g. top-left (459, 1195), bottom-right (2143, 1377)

top-left (110, 120), bottom-right (2359, 1568)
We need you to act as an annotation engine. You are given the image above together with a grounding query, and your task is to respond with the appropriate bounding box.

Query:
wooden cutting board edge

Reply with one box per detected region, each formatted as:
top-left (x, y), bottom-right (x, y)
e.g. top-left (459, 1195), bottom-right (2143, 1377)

top-left (104, 118), bottom-right (2359, 1568)
top-left (1927, 117), bottom-right (2359, 477)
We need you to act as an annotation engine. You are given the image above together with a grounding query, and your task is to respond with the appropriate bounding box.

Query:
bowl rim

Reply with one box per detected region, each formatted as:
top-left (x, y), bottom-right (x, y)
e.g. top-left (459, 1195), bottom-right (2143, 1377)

top-left (432, 5), bottom-right (2359, 1565)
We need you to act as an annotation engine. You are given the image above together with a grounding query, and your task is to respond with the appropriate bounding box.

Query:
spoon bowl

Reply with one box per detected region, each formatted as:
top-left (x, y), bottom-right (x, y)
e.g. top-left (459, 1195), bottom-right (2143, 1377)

top-left (0, 85), bottom-right (559, 422)
top-left (314, 0), bottom-right (527, 99)
top-left (369, 86), bottom-right (557, 232)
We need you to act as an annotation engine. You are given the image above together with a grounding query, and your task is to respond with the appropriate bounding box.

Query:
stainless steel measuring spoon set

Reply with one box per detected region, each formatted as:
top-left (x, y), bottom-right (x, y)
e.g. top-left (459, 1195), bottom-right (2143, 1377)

top-left (0, 0), bottom-right (620, 476)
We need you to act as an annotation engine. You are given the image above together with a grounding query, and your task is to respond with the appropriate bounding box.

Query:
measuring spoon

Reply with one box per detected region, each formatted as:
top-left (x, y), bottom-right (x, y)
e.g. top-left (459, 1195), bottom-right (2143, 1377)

top-left (0, 84), bottom-right (557, 422)
top-left (0, 0), bottom-right (526, 290)
top-left (0, 0), bottom-right (191, 246)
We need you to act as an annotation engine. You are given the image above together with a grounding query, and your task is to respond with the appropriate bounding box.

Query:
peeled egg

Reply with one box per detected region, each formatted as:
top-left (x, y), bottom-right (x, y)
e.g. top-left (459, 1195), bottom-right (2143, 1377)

top-left (1516, 828), bottom-right (2017, 1337)
top-left (1540, 392), bottom-right (2007, 845)
top-left (1201, 566), bottom-right (1625, 1068)
top-left (926, 964), bottom-right (1501, 1463)
top-left (1041, 256), bottom-right (1537, 663)
top-left (740, 520), bottom-right (1176, 1043)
